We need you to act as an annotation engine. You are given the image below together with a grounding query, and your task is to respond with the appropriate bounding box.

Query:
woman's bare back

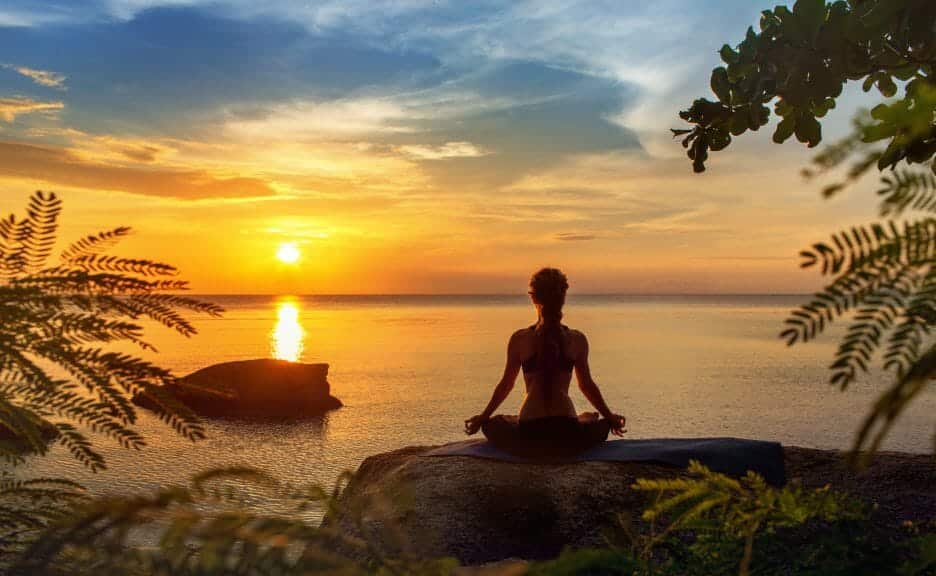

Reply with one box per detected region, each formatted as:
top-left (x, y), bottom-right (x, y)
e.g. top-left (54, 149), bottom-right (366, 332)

top-left (514, 325), bottom-right (584, 420)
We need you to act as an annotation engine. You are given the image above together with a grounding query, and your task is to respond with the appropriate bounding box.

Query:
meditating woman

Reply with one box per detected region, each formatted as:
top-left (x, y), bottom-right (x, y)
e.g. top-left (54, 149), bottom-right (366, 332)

top-left (464, 267), bottom-right (626, 457)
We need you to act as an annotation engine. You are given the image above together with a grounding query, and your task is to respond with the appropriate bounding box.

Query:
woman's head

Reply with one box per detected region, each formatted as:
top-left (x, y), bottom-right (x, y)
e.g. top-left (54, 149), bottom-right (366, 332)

top-left (529, 267), bottom-right (568, 324)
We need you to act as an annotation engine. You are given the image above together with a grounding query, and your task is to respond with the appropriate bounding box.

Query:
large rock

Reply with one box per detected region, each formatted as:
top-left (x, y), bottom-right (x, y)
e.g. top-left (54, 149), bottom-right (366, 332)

top-left (323, 445), bottom-right (935, 565)
top-left (134, 358), bottom-right (342, 418)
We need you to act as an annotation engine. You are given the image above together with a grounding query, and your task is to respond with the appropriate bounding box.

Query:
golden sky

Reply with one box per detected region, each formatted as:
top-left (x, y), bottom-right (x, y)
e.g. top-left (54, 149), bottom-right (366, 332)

top-left (0, 1), bottom-right (884, 294)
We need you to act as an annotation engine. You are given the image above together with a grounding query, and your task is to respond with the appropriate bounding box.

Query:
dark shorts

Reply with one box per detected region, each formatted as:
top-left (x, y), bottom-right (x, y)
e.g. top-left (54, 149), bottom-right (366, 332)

top-left (481, 415), bottom-right (611, 458)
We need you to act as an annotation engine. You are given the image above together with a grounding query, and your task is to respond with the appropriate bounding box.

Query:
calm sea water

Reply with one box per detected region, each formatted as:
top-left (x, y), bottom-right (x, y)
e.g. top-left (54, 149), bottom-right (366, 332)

top-left (18, 294), bottom-right (935, 519)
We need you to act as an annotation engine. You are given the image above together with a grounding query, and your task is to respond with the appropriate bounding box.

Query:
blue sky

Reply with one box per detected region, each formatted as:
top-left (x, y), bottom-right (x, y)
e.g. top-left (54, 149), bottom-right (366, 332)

top-left (0, 1), bottom-right (882, 293)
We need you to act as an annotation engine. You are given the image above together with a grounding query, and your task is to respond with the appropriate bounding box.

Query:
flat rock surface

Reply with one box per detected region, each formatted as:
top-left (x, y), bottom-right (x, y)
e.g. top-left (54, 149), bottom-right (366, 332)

top-left (323, 444), bottom-right (935, 565)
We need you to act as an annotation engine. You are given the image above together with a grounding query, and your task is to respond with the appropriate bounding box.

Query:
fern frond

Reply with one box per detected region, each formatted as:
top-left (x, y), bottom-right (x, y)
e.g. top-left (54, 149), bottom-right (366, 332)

top-left (798, 220), bottom-right (936, 276)
top-left (883, 269), bottom-right (936, 377)
top-left (30, 345), bottom-right (138, 425)
top-left (853, 343), bottom-right (936, 460)
top-left (0, 192), bottom-right (62, 277)
top-left (783, 219), bottom-right (936, 347)
top-left (133, 382), bottom-right (205, 442)
top-left (828, 270), bottom-right (917, 389)
top-left (0, 192), bottom-right (217, 472)
top-left (132, 292), bottom-right (224, 317)
top-left (16, 387), bottom-right (137, 445)
top-left (52, 422), bottom-right (106, 472)
top-left (42, 312), bottom-right (154, 352)
top-left (66, 255), bottom-right (178, 277)
top-left (121, 295), bottom-right (199, 336)
top-left (780, 260), bottom-right (907, 345)
top-left (10, 269), bottom-right (168, 295)
top-left (59, 226), bottom-right (131, 262)
top-left (878, 169), bottom-right (936, 217)
top-left (22, 192), bottom-right (62, 272)
top-left (0, 342), bottom-right (57, 392)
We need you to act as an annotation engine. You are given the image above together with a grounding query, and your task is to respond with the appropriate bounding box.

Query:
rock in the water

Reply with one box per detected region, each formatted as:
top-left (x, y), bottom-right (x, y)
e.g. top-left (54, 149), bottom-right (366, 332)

top-left (134, 358), bottom-right (342, 418)
top-left (323, 445), bottom-right (936, 565)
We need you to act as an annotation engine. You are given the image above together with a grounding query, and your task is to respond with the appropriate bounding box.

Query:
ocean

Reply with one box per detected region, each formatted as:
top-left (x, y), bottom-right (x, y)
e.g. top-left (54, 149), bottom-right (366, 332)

top-left (18, 294), bottom-right (935, 520)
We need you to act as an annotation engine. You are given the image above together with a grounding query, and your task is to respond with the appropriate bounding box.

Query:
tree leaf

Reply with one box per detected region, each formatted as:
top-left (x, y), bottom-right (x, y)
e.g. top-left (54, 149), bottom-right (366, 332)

top-left (876, 75), bottom-right (898, 98)
top-left (773, 116), bottom-right (796, 143)
top-left (719, 44), bottom-right (738, 64)
top-left (710, 67), bottom-right (731, 103)
top-left (795, 115), bottom-right (822, 147)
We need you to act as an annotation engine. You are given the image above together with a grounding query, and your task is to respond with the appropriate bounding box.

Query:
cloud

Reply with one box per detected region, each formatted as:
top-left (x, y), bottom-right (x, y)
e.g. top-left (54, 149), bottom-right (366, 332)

top-left (3, 64), bottom-right (66, 89)
top-left (0, 97), bottom-right (63, 122)
top-left (555, 232), bottom-right (598, 242)
top-left (220, 88), bottom-right (528, 143)
top-left (223, 98), bottom-right (416, 140)
top-left (0, 7), bottom-right (72, 27)
top-left (54, 130), bottom-right (176, 164)
top-left (0, 140), bottom-right (276, 199)
top-left (398, 141), bottom-right (488, 160)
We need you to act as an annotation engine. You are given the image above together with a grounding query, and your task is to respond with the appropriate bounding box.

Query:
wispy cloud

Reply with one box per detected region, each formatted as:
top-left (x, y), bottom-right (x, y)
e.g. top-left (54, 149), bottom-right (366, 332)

top-left (0, 140), bottom-right (276, 199)
top-left (398, 141), bottom-right (488, 160)
top-left (4, 0), bottom-right (741, 149)
top-left (555, 232), bottom-right (598, 242)
top-left (0, 7), bottom-right (71, 27)
top-left (0, 97), bottom-right (63, 122)
top-left (223, 98), bottom-right (417, 140)
top-left (50, 129), bottom-right (176, 164)
top-left (2, 64), bottom-right (67, 89)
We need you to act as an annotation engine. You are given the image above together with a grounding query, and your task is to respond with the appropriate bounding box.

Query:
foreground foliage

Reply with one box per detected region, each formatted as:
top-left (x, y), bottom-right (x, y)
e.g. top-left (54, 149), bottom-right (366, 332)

top-left (0, 191), bottom-right (222, 470)
top-left (0, 191), bottom-right (221, 558)
top-left (677, 0), bottom-right (936, 455)
top-left (532, 460), bottom-right (933, 576)
top-left (0, 476), bottom-right (85, 560)
top-left (10, 466), bottom-right (457, 576)
top-left (633, 460), bottom-right (863, 575)
top-left (11, 459), bottom-right (931, 576)
top-left (674, 0), bottom-right (935, 175)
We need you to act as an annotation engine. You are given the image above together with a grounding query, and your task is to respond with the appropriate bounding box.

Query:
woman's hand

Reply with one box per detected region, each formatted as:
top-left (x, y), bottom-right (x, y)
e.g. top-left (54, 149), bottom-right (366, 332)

top-left (608, 413), bottom-right (626, 436)
top-left (464, 414), bottom-right (486, 435)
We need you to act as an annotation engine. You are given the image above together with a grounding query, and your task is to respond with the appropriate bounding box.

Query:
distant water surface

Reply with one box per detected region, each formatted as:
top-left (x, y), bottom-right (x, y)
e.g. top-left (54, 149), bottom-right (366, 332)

top-left (19, 294), bottom-right (935, 520)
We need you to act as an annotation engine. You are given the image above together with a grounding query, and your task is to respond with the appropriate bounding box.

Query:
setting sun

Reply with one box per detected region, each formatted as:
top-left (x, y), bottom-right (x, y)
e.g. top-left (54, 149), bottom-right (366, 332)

top-left (276, 242), bottom-right (301, 264)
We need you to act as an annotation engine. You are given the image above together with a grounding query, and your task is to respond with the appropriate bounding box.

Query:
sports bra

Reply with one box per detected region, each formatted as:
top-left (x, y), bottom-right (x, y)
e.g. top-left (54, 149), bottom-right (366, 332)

top-left (521, 324), bottom-right (576, 374)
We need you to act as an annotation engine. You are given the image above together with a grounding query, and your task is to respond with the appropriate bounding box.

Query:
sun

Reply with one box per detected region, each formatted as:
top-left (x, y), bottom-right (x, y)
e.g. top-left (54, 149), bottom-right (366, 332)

top-left (276, 242), bottom-right (301, 264)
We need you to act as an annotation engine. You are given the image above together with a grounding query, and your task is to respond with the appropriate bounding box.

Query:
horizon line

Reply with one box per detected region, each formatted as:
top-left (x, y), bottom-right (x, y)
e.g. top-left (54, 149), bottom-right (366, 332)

top-left (183, 292), bottom-right (814, 297)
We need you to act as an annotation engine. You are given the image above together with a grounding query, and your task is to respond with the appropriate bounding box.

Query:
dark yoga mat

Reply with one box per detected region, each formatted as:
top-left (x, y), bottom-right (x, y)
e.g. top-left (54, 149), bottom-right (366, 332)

top-left (424, 437), bottom-right (787, 486)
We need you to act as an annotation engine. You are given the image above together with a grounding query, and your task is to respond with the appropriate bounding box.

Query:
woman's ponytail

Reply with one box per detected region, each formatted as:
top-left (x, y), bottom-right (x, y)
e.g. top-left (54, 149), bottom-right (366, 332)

top-left (529, 268), bottom-right (569, 405)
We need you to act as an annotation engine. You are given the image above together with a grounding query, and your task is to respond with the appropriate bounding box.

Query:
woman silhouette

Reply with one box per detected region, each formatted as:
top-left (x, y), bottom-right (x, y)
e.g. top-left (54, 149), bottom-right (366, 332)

top-left (465, 268), bottom-right (626, 457)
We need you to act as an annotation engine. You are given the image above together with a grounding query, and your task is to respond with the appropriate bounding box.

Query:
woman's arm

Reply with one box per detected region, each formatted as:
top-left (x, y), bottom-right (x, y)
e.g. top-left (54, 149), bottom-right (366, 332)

top-left (574, 332), bottom-right (626, 435)
top-left (465, 331), bottom-right (523, 434)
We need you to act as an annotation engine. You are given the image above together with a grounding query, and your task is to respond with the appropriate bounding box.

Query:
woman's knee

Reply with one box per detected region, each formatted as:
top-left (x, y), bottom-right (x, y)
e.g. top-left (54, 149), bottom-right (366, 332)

top-left (577, 411), bottom-right (600, 423)
top-left (482, 414), bottom-right (516, 437)
top-left (588, 419), bottom-right (612, 442)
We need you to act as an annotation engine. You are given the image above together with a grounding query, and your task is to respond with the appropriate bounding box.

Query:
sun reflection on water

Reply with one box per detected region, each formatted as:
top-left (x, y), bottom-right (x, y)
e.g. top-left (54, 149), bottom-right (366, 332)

top-left (271, 299), bottom-right (304, 362)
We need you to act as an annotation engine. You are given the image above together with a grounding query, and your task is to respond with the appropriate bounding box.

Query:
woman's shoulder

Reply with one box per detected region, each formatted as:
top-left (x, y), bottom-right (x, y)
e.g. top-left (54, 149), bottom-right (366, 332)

top-left (562, 326), bottom-right (588, 349)
top-left (509, 326), bottom-right (535, 343)
top-left (562, 325), bottom-right (587, 339)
